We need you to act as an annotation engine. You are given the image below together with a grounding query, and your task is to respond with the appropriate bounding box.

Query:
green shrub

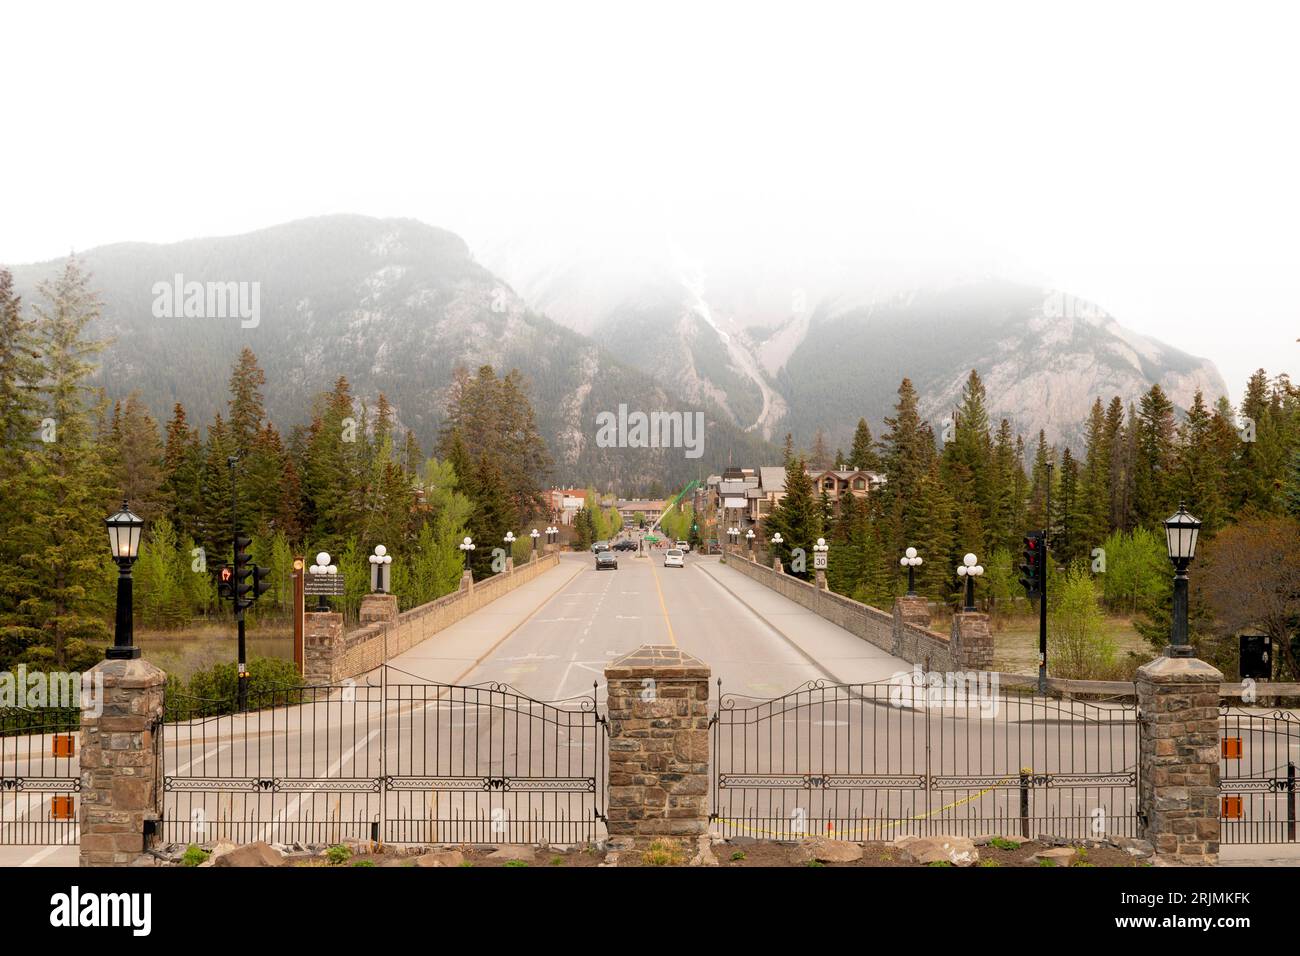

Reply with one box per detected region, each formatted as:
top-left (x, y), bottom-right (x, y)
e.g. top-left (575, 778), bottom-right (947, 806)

top-left (180, 844), bottom-right (210, 867)
top-left (325, 845), bottom-right (352, 865)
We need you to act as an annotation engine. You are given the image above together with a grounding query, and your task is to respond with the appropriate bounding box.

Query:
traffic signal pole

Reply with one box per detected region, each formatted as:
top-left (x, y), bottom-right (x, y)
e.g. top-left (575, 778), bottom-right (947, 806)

top-left (1038, 462), bottom-right (1052, 695)
top-left (229, 456), bottom-right (248, 711)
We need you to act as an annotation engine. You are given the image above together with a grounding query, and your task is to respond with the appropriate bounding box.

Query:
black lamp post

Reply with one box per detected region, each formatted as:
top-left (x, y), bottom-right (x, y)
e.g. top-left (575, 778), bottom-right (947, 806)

top-left (957, 552), bottom-right (984, 612)
top-left (899, 547), bottom-right (923, 596)
top-left (1163, 502), bottom-right (1202, 658)
top-left (530, 528), bottom-right (540, 557)
top-left (105, 499), bottom-right (144, 660)
top-left (745, 529), bottom-right (755, 555)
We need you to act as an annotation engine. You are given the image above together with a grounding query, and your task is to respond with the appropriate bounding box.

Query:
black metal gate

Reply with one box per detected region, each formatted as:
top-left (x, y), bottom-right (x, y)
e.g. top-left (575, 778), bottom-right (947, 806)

top-left (161, 668), bottom-right (606, 847)
top-left (711, 679), bottom-right (1139, 842)
top-left (1219, 706), bottom-right (1298, 844)
top-left (0, 707), bottom-right (80, 845)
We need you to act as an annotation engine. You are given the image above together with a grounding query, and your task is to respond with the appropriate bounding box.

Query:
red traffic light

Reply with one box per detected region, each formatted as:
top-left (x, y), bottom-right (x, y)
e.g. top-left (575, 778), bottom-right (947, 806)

top-left (219, 566), bottom-right (233, 583)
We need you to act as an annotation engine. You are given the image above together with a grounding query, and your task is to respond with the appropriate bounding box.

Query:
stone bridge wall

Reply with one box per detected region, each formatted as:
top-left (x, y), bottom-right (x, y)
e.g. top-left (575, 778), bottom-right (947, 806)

top-left (305, 552), bottom-right (562, 683)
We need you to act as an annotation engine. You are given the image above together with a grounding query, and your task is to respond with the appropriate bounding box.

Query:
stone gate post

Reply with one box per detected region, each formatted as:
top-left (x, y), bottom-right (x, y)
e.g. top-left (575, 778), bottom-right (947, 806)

top-left (79, 658), bottom-right (166, 866)
top-left (604, 645), bottom-right (711, 841)
top-left (1136, 655), bottom-right (1223, 864)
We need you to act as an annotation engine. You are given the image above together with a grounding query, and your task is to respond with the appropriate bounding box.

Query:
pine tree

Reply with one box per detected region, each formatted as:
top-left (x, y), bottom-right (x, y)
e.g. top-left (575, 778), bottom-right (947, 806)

top-left (1, 259), bottom-right (113, 668)
top-left (809, 428), bottom-right (832, 470)
top-left (849, 417), bottom-right (880, 471)
top-left (1080, 398), bottom-right (1111, 550)
top-left (162, 403), bottom-right (204, 542)
top-left (764, 456), bottom-right (821, 578)
top-left (109, 392), bottom-right (166, 521)
top-left (1132, 384), bottom-right (1177, 527)
top-left (1173, 390), bottom-right (1226, 533)
top-left (1053, 447), bottom-right (1082, 566)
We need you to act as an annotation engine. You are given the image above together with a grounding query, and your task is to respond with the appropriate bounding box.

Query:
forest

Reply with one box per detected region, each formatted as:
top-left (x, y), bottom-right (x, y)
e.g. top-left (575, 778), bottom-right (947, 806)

top-left (762, 368), bottom-right (1300, 680)
top-left (0, 262), bottom-right (554, 672)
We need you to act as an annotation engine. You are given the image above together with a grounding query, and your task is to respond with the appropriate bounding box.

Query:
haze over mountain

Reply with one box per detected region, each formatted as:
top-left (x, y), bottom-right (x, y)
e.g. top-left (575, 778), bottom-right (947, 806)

top-left (5, 215), bottom-right (774, 491)
top-left (479, 228), bottom-right (1229, 453)
top-left (6, 214), bottom-right (1227, 489)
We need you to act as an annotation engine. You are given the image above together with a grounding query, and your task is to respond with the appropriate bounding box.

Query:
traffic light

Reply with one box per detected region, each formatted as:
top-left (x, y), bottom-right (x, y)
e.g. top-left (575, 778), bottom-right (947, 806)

top-left (1019, 532), bottom-right (1044, 598)
top-left (233, 534), bottom-right (254, 610)
top-left (217, 564), bottom-right (234, 600)
top-left (251, 564), bottom-right (273, 602)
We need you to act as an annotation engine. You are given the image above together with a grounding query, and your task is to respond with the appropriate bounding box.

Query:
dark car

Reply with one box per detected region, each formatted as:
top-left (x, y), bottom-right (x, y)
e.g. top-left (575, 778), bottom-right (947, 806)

top-left (595, 550), bottom-right (619, 570)
top-left (614, 539), bottom-right (638, 551)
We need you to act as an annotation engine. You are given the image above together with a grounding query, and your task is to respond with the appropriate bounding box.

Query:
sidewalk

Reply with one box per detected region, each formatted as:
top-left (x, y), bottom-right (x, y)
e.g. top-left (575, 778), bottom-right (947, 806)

top-left (695, 557), bottom-right (913, 684)
top-left (379, 557), bottom-right (585, 685)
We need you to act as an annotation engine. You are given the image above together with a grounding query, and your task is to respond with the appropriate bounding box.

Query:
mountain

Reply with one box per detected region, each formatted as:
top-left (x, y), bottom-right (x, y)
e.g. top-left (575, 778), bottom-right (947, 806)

top-left (5, 216), bottom-right (776, 490)
top-left (479, 234), bottom-right (1229, 454)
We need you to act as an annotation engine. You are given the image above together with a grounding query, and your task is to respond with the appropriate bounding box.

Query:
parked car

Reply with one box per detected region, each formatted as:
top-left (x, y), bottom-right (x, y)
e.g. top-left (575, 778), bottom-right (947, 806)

top-left (664, 549), bottom-right (684, 568)
top-left (614, 539), bottom-right (638, 551)
top-left (592, 540), bottom-right (610, 553)
top-left (595, 550), bottom-right (619, 570)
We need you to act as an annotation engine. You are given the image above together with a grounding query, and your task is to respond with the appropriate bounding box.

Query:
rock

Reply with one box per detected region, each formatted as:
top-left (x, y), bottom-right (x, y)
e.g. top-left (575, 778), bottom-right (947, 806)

top-left (895, 836), bottom-right (978, 867)
top-left (412, 849), bottom-right (464, 868)
top-left (599, 851), bottom-right (621, 867)
top-left (486, 845), bottom-right (536, 862)
top-left (796, 838), bottom-right (864, 864)
top-left (1030, 847), bottom-right (1077, 865)
top-left (1115, 837), bottom-right (1154, 857)
top-left (207, 841), bottom-right (238, 863)
top-left (973, 834), bottom-right (1023, 847)
top-left (689, 836), bottom-right (718, 867)
top-left (212, 841), bottom-right (285, 868)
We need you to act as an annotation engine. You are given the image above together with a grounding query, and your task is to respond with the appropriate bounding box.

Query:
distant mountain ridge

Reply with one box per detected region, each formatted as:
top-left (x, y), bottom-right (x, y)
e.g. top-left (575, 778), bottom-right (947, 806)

top-left (479, 234), bottom-right (1228, 453)
top-left (5, 215), bottom-right (775, 490)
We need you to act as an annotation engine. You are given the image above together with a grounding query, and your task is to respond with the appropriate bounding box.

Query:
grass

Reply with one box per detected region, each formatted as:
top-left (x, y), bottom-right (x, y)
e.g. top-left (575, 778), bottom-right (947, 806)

top-left (730, 851), bottom-right (746, 862)
top-left (987, 837), bottom-right (1021, 851)
top-left (642, 840), bottom-right (686, 867)
top-left (136, 622), bottom-right (293, 681)
top-left (504, 860), bottom-right (529, 868)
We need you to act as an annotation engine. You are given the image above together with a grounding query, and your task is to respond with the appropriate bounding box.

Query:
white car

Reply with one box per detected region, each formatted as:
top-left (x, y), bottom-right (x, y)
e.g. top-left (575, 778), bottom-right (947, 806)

top-left (675, 540), bottom-right (690, 552)
top-left (664, 549), bottom-right (685, 568)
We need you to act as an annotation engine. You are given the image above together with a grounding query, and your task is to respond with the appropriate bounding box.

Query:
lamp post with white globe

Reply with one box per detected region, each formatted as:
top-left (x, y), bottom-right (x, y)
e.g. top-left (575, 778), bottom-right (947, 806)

top-left (368, 544), bottom-right (392, 593)
top-left (530, 528), bottom-right (540, 560)
top-left (309, 551), bottom-right (338, 612)
top-left (956, 552), bottom-right (984, 612)
top-left (899, 547), bottom-right (923, 597)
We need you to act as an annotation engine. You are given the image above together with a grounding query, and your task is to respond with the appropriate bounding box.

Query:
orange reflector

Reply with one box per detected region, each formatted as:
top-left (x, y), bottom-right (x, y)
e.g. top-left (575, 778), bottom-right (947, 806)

top-left (1222, 737), bottom-right (1243, 760)
top-left (1221, 795), bottom-right (1243, 820)
top-left (51, 733), bottom-right (75, 758)
top-left (51, 796), bottom-right (75, 820)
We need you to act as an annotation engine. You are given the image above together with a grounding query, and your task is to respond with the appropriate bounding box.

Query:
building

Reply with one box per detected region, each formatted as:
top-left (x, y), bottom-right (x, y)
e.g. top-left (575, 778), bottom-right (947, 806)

top-left (548, 488), bottom-right (588, 526)
top-left (615, 499), bottom-right (667, 528)
top-left (702, 465), bottom-right (886, 530)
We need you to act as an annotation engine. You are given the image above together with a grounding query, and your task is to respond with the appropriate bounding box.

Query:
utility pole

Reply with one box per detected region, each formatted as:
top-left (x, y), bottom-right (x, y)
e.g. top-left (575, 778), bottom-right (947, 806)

top-left (1039, 461), bottom-right (1053, 695)
top-left (228, 455), bottom-right (249, 711)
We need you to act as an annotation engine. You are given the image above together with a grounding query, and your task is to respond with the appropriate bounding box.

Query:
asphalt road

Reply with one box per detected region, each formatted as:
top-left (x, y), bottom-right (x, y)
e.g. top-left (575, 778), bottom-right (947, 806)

top-left (2, 551), bottom-right (1295, 862)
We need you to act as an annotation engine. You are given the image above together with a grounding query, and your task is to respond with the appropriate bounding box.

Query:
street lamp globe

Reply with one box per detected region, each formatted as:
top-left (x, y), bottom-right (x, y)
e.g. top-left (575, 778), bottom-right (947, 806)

top-left (459, 537), bottom-right (475, 552)
top-left (105, 499), bottom-right (144, 562)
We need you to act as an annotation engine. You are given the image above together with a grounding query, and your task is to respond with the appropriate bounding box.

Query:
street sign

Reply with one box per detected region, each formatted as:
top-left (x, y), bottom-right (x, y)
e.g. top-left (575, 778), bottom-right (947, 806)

top-left (813, 552), bottom-right (827, 570)
top-left (304, 573), bottom-right (346, 596)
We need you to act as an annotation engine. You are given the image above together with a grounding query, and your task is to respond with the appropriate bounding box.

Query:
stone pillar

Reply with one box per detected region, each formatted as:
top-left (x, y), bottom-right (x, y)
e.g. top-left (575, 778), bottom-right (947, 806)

top-left (459, 569), bottom-right (474, 594)
top-left (950, 611), bottom-right (993, 671)
top-left (79, 658), bottom-right (166, 867)
top-left (1136, 655), bottom-right (1223, 865)
top-left (604, 645), bottom-right (711, 841)
top-left (894, 596), bottom-right (931, 629)
top-left (303, 610), bottom-right (344, 685)
top-left (772, 558), bottom-right (783, 574)
top-left (814, 569), bottom-right (828, 590)
top-left (358, 592), bottom-right (398, 625)
top-left (506, 556), bottom-right (515, 573)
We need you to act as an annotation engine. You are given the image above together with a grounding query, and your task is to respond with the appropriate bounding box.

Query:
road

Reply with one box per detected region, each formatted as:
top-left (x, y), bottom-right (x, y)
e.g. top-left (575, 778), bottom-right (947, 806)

top-left (2, 551), bottom-right (1294, 862)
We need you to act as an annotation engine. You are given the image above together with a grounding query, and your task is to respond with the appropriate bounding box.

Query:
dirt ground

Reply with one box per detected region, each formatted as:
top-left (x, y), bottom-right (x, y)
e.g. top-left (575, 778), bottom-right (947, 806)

top-left (268, 837), bottom-right (1146, 868)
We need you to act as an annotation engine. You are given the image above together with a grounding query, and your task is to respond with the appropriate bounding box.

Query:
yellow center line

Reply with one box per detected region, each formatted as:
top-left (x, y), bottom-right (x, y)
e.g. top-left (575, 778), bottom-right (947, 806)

top-left (646, 555), bottom-right (678, 647)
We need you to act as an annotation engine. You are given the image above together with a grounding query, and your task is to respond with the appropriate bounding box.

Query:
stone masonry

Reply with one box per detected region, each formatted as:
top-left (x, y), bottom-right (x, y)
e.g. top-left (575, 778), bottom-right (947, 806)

top-left (303, 610), bottom-right (345, 684)
top-left (358, 592), bottom-right (398, 625)
top-left (950, 611), bottom-right (994, 671)
top-left (79, 658), bottom-right (166, 866)
top-left (604, 645), bottom-right (711, 840)
top-left (1136, 655), bottom-right (1223, 864)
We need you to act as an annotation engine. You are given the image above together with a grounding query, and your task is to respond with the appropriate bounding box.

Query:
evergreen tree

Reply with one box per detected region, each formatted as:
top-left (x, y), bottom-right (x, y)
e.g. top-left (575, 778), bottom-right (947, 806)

top-left (764, 456), bottom-right (821, 579)
top-left (849, 417), bottom-right (880, 470)
top-left (1080, 398), bottom-right (1111, 551)
top-left (1, 259), bottom-right (112, 668)
top-left (1132, 384), bottom-right (1177, 527)
top-left (809, 428), bottom-right (832, 470)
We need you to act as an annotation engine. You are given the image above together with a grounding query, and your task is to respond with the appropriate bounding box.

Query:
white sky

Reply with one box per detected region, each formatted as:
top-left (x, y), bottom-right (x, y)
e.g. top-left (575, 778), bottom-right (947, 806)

top-left (3, 0), bottom-right (1297, 398)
